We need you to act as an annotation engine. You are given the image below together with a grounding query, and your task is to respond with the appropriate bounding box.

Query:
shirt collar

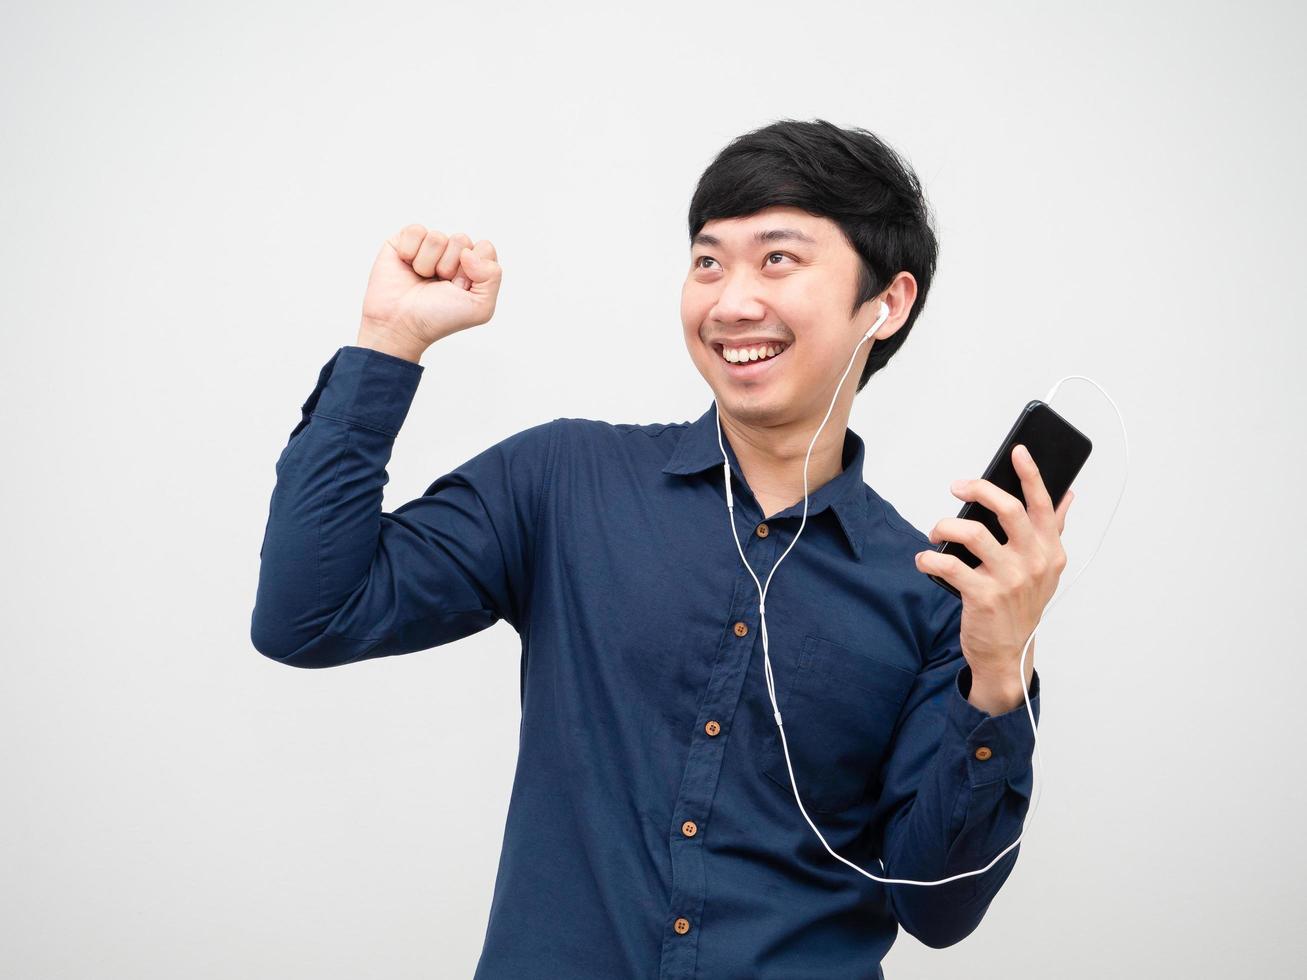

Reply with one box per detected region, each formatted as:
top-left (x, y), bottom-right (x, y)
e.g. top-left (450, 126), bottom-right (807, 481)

top-left (661, 400), bottom-right (871, 560)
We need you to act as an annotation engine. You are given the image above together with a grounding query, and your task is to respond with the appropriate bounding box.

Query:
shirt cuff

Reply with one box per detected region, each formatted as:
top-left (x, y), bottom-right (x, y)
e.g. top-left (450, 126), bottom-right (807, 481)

top-left (303, 345), bottom-right (425, 438)
top-left (946, 663), bottom-right (1041, 788)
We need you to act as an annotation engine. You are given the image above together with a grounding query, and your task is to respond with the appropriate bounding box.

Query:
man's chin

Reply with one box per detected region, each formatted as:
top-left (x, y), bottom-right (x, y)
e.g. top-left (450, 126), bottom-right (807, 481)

top-left (710, 383), bottom-right (795, 425)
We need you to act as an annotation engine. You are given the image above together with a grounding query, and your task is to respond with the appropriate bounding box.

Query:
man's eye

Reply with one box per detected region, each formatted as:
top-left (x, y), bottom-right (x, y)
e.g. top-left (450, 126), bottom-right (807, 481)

top-left (695, 253), bottom-right (793, 270)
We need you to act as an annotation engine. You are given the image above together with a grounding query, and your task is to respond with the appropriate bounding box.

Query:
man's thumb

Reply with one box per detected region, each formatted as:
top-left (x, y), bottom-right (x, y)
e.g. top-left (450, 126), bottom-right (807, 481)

top-left (460, 242), bottom-right (499, 285)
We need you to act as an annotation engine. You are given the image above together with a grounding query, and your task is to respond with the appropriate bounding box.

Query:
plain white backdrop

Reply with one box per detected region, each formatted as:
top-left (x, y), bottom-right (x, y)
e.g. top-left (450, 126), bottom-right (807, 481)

top-left (3, 1), bottom-right (1303, 976)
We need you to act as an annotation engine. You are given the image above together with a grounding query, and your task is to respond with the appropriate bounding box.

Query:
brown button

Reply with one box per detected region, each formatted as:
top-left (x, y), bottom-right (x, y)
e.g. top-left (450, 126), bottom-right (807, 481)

top-left (974, 746), bottom-right (993, 761)
top-left (681, 820), bottom-right (698, 837)
top-left (756, 522), bottom-right (769, 538)
top-left (674, 917), bottom-right (691, 935)
top-left (733, 621), bottom-right (749, 637)
top-left (704, 720), bottom-right (720, 736)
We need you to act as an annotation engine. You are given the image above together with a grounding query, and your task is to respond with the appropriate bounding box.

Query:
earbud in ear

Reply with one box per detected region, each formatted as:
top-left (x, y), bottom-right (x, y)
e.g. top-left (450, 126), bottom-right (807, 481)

top-left (863, 300), bottom-right (891, 341)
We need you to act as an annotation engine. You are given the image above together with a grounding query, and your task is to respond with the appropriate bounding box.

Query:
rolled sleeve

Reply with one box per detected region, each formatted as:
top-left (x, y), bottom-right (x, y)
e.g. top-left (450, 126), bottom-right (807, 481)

top-left (948, 662), bottom-right (1041, 788)
top-left (300, 344), bottom-right (424, 438)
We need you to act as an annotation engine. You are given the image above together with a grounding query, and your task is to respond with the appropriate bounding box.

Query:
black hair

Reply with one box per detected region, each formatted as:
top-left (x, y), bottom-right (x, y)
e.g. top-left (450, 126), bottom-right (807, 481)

top-left (687, 118), bottom-right (939, 393)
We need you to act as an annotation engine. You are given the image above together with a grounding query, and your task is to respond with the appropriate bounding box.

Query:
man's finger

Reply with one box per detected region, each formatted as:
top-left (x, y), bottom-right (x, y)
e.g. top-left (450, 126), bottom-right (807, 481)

top-left (1013, 444), bottom-right (1057, 534)
top-left (1054, 489), bottom-right (1074, 535)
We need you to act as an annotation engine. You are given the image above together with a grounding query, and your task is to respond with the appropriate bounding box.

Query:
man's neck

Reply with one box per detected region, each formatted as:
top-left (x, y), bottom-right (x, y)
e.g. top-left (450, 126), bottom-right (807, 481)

top-left (719, 409), bottom-right (850, 520)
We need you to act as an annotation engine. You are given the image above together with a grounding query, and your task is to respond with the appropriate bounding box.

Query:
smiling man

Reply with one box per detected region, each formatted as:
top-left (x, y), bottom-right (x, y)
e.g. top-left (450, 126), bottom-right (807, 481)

top-left (251, 118), bottom-right (1069, 979)
top-left (684, 207), bottom-right (909, 524)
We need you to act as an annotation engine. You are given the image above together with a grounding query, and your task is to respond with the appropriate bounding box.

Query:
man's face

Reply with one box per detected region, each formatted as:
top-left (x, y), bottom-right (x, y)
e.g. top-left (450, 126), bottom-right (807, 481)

top-left (681, 205), bottom-right (877, 427)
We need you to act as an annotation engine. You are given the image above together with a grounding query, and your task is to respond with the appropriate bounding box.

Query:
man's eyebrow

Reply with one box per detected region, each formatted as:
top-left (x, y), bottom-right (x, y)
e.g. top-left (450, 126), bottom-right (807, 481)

top-left (691, 228), bottom-right (818, 249)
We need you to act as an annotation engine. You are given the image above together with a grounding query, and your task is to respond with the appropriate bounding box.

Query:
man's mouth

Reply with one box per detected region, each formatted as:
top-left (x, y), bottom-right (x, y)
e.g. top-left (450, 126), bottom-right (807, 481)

top-left (712, 340), bottom-right (791, 377)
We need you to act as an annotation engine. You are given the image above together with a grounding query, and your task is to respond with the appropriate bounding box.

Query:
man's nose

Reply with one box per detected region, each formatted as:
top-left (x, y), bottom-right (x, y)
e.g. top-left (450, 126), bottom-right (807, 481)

top-left (711, 273), bottom-right (768, 322)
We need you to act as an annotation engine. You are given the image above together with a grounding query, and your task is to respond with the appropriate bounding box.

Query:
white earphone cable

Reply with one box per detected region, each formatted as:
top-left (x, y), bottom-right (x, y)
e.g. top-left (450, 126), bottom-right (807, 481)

top-left (713, 302), bottom-right (1128, 886)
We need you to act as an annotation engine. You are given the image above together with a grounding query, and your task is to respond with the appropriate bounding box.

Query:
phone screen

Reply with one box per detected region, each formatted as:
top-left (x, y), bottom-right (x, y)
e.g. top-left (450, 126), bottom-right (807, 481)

top-left (928, 400), bottom-right (1093, 599)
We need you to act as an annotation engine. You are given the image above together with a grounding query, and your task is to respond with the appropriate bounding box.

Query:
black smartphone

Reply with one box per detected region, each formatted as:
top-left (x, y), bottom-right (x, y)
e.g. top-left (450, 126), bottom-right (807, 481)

top-left (929, 400), bottom-right (1093, 600)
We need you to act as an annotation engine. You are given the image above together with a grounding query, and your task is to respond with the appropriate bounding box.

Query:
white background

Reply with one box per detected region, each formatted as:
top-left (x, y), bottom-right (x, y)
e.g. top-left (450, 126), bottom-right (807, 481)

top-left (3, 0), bottom-right (1303, 976)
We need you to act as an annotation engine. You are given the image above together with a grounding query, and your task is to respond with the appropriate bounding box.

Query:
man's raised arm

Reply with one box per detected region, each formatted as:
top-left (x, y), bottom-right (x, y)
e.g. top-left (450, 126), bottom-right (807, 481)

top-left (249, 225), bottom-right (560, 668)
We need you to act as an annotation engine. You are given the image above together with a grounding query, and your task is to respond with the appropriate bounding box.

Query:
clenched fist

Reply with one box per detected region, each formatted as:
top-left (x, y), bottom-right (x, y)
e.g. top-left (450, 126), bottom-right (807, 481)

top-left (356, 224), bottom-right (503, 362)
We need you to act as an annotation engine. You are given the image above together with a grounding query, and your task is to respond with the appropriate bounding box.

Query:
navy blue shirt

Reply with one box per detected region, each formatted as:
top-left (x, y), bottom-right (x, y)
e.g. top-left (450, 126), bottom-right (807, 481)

top-left (251, 345), bottom-right (1042, 979)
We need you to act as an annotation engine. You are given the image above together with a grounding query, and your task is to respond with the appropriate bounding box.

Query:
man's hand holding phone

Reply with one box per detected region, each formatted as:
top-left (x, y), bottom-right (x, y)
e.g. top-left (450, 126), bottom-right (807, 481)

top-left (914, 444), bottom-right (1074, 715)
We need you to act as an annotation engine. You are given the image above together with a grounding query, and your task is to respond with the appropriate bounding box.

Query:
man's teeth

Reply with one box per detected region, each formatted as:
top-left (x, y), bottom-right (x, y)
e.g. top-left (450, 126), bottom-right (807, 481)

top-left (720, 343), bottom-right (788, 364)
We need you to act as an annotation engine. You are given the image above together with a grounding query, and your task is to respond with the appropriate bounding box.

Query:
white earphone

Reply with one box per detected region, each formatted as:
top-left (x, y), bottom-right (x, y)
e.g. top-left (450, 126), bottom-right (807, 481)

top-left (864, 299), bottom-right (890, 340)
top-left (713, 296), bottom-right (1128, 888)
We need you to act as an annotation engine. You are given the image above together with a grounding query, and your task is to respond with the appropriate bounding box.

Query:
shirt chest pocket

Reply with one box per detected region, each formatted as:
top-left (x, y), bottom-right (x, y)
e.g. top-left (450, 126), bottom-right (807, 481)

top-left (760, 633), bottom-right (919, 814)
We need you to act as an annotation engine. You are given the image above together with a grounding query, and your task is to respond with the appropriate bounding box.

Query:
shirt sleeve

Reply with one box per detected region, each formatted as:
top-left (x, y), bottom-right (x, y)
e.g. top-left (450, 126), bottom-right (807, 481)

top-left (250, 344), bottom-right (562, 669)
top-left (866, 589), bottom-right (1041, 949)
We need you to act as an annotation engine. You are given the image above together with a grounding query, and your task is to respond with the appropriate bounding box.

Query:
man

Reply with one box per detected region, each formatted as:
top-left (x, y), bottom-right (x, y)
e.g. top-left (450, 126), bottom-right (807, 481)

top-left (251, 118), bottom-right (1072, 979)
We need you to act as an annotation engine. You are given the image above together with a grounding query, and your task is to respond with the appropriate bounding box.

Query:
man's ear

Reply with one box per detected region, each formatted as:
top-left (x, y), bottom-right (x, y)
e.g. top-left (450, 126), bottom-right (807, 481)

top-left (868, 274), bottom-right (918, 341)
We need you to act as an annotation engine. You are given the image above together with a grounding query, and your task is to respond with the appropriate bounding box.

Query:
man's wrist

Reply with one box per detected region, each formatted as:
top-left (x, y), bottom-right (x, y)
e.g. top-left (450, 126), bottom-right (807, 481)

top-left (356, 321), bottom-right (428, 364)
top-left (966, 668), bottom-right (1028, 716)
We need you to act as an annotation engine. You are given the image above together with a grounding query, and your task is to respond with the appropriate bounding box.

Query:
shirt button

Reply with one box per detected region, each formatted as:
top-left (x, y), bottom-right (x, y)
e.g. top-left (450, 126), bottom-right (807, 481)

top-left (755, 522), bottom-right (769, 538)
top-left (974, 746), bottom-right (993, 761)
top-left (674, 917), bottom-right (691, 935)
top-left (733, 621), bottom-right (749, 637)
top-left (681, 820), bottom-right (698, 837)
top-left (704, 720), bottom-right (720, 736)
